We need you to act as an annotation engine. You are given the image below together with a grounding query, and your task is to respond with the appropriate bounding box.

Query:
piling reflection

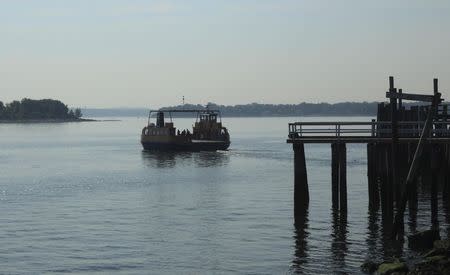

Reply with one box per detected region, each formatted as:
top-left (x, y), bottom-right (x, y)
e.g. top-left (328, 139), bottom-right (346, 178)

top-left (291, 208), bottom-right (309, 274)
top-left (366, 206), bottom-right (379, 259)
top-left (444, 199), bottom-right (450, 239)
top-left (408, 194), bottom-right (418, 235)
top-left (330, 209), bottom-right (348, 272)
top-left (380, 211), bottom-right (404, 260)
top-left (141, 150), bottom-right (230, 168)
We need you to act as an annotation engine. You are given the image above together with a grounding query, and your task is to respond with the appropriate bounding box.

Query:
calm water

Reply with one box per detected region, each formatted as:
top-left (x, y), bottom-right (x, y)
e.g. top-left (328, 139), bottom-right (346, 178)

top-left (0, 116), bottom-right (448, 274)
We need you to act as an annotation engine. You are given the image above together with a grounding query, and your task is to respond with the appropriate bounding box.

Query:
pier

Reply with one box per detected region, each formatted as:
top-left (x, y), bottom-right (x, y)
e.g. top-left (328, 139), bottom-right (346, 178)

top-left (288, 77), bottom-right (450, 238)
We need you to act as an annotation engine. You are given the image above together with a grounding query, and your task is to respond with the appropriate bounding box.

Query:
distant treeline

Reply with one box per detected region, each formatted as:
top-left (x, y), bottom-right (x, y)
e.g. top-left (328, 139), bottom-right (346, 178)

top-left (0, 98), bottom-right (82, 120)
top-left (82, 102), bottom-right (382, 118)
top-left (82, 101), bottom-right (438, 118)
top-left (162, 102), bottom-right (380, 117)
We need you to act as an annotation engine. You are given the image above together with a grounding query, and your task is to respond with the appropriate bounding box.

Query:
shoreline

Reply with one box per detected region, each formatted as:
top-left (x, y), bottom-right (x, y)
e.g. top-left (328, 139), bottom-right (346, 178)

top-left (0, 118), bottom-right (100, 124)
top-left (361, 235), bottom-right (450, 274)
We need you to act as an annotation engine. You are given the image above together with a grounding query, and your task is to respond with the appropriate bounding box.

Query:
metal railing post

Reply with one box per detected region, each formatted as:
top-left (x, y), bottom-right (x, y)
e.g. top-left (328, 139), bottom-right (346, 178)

top-left (371, 119), bottom-right (376, 137)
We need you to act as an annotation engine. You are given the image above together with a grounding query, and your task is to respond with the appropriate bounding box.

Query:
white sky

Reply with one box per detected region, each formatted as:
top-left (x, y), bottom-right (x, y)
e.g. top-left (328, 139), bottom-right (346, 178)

top-left (1, 0), bottom-right (449, 108)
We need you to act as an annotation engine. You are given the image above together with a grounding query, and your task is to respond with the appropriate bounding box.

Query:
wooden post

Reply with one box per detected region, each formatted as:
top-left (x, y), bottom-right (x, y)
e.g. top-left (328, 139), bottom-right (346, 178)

top-left (389, 76), bottom-right (400, 208)
top-left (367, 143), bottom-right (379, 210)
top-left (367, 143), bottom-right (373, 206)
top-left (444, 144), bottom-right (450, 204)
top-left (408, 144), bottom-right (418, 212)
top-left (446, 145), bottom-right (450, 208)
top-left (431, 145), bottom-right (439, 229)
top-left (384, 145), bottom-right (394, 223)
top-left (339, 143), bottom-right (347, 212)
top-left (332, 143), bottom-right (339, 210)
top-left (431, 78), bottom-right (439, 229)
top-left (443, 105), bottom-right (448, 137)
top-left (294, 143), bottom-right (309, 216)
top-left (378, 145), bottom-right (388, 216)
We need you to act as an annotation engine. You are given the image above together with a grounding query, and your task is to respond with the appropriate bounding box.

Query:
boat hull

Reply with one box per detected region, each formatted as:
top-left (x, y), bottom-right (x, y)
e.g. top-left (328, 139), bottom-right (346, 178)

top-left (141, 140), bottom-right (230, 151)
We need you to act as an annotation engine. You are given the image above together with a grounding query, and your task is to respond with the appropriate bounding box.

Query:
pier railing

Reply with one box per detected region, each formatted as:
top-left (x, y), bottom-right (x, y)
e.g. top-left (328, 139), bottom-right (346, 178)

top-left (288, 121), bottom-right (450, 140)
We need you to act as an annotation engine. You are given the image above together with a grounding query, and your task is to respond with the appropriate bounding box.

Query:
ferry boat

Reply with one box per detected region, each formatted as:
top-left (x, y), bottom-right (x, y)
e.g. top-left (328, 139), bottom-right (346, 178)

top-left (141, 109), bottom-right (230, 151)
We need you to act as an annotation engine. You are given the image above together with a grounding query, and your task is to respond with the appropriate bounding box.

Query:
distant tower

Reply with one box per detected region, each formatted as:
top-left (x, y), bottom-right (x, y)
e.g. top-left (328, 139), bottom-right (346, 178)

top-left (182, 96), bottom-right (185, 105)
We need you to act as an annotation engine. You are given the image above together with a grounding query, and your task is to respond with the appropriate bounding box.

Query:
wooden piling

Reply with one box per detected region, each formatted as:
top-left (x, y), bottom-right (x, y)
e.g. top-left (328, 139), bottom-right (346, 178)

top-left (431, 145), bottom-right (439, 229)
top-left (389, 76), bottom-right (400, 208)
top-left (431, 79), bottom-right (440, 229)
top-left (444, 144), bottom-right (450, 204)
top-left (367, 143), bottom-right (379, 210)
top-left (378, 145), bottom-right (388, 216)
top-left (332, 143), bottom-right (340, 210)
top-left (408, 143), bottom-right (418, 212)
top-left (447, 145), bottom-right (450, 207)
top-left (339, 143), bottom-right (347, 212)
top-left (384, 145), bottom-right (394, 223)
top-left (294, 143), bottom-right (309, 215)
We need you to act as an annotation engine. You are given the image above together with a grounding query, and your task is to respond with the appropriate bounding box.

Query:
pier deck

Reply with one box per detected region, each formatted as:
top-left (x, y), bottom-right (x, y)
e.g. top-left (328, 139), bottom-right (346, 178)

top-left (287, 121), bottom-right (450, 144)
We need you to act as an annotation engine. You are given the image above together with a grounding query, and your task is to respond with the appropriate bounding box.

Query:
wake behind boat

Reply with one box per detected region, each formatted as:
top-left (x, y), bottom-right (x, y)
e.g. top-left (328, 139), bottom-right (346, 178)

top-left (141, 109), bottom-right (230, 151)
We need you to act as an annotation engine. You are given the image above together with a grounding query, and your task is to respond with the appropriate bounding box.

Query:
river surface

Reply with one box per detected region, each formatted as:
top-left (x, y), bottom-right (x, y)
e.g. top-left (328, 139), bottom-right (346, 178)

top-left (0, 116), bottom-right (448, 274)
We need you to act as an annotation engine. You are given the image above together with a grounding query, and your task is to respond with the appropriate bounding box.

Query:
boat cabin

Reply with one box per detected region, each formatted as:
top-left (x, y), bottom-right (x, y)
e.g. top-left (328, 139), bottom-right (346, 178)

top-left (142, 109), bottom-right (229, 140)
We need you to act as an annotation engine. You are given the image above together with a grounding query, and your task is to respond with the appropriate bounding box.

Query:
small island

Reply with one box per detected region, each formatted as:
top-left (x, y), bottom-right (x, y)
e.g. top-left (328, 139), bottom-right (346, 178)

top-left (0, 98), bottom-right (93, 123)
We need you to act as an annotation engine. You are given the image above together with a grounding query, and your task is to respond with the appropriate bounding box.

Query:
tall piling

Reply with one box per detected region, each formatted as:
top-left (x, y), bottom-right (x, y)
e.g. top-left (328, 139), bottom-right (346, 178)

top-left (430, 146), bottom-right (440, 229)
top-left (378, 144), bottom-right (388, 216)
top-left (339, 143), bottom-right (347, 212)
top-left (332, 143), bottom-right (340, 210)
top-left (367, 143), bottom-right (379, 210)
top-left (444, 144), bottom-right (450, 205)
top-left (384, 145), bottom-right (394, 224)
top-left (389, 76), bottom-right (400, 208)
top-left (331, 143), bottom-right (347, 212)
top-left (294, 143), bottom-right (309, 216)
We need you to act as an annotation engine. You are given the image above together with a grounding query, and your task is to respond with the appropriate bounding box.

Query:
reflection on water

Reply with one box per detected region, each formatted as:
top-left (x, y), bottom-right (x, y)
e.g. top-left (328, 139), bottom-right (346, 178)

top-left (291, 209), bottom-right (309, 274)
top-left (193, 151), bottom-right (230, 167)
top-left (141, 150), bottom-right (230, 168)
top-left (445, 201), bottom-right (450, 239)
top-left (291, 208), bottom-right (350, 274)
top-left (291, 203), bottom-right (423, 273)
top-left (331, 210), bottom-right (348, 272)
top-left (366, 207), bottom-right (380, 260)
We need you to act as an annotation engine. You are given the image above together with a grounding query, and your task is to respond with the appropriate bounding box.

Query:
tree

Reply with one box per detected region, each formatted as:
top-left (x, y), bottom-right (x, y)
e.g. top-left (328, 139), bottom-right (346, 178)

top-left (74, 108), bottom-right (82, 118)
top-left (0, 101), bottom-right (4, 119)
top-left (0, 98), bottom-right (79, 120)
top-left (7, 101), bottom-right (22, 119)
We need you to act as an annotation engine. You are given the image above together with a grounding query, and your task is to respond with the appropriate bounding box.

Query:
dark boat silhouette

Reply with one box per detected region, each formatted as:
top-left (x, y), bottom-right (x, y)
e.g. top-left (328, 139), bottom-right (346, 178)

top-left (141, 109), bottom-right (230, 151)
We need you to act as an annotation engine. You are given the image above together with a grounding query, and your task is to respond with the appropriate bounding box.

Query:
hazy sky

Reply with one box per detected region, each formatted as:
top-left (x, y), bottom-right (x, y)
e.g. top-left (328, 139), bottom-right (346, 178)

top-left (1, 0), bottom-right (450, 108)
